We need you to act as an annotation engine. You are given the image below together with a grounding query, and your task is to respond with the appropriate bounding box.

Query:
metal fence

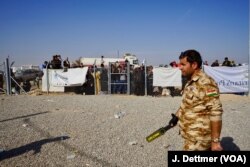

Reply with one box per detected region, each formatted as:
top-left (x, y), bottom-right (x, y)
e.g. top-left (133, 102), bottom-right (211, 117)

top-left (108, 62), bottom-right (131, 95)
top-left (0, 57), bottom-right (27, 95)
top-left (0, 58), bottom-right (11, 95)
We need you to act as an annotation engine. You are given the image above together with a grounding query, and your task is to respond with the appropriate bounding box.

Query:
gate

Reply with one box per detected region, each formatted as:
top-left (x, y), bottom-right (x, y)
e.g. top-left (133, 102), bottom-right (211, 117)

top-left (108, 62), bottom-right (130, 95)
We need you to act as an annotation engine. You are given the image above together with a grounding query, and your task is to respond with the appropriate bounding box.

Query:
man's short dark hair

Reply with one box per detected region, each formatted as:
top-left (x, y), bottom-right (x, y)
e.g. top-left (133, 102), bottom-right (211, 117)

top-left (179, 49), bottom-right (203, 69)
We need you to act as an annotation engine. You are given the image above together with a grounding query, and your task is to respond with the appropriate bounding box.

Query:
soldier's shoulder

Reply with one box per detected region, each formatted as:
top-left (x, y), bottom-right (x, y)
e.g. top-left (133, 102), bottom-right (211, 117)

top-left (198, 73), bottom-right (220, 97)
top-left (198, 72), bottom-right (215, 85)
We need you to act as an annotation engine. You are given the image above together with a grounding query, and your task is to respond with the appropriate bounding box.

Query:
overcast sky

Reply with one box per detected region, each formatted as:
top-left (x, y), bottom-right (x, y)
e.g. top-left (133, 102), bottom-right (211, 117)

top-left (0, 0), bottom-right (249, 67)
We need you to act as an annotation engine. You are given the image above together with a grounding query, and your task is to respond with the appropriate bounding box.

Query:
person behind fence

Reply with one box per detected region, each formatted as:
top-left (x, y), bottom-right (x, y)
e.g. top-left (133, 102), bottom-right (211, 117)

top-left (129, 65), bottom-right (135, 94)
top-left (222, 57), bottom-right (232, 67)
top-left (84, 67), bottom-right (95, 95)
top-left (147, 66), bottom-right (153, 96)
top-left (23, 80), bottom-right (31, 92)
top-left (231, 60), bottom-right (236, 67)
top-left (92, 66), bottom-right (101, 94)
top-left (0, 73), bottom-right (3, 92)
top-left (133, 66), bottom-right (145, 96)
top-left (111, 62), bottom-right (120, 93)
top-left (118, 66), bottom-right (126, 94)
top-left (100, 63), bottom-right (108, 94)
top-left (63, 57), bottom-right (70, 68)
top-left (168, 61), bottom-right (179, 96)
top-left (169, 49), bottom-right (223, 151)
top-left (51, 55), bottom-right (62, 69)
top-left (211, 60), bottom-right (219, 67)
top-left (42, 61), bottom-right (48, 69)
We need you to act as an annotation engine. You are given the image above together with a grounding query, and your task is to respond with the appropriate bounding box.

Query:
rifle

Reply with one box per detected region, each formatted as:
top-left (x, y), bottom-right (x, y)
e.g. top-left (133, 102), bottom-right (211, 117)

top-left (146, 113), bottom-right (178, 142)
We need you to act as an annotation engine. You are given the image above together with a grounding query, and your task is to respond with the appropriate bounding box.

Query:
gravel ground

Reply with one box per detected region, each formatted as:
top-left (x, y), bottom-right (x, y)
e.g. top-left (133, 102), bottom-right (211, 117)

top-left (0, 93), bottom-right (250, 167)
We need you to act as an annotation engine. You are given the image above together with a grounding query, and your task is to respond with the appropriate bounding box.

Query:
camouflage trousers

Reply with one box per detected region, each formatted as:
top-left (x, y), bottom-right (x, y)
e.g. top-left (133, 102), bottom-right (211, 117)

top-left (183, 139), bottom-right (211, 151)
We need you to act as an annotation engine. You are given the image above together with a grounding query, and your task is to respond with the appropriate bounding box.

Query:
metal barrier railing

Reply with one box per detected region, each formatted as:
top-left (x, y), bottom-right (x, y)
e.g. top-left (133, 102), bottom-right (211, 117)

top-left (108, 62), bottom-right (130, 95)
top-left (0, 57), bottom-right (28, 95)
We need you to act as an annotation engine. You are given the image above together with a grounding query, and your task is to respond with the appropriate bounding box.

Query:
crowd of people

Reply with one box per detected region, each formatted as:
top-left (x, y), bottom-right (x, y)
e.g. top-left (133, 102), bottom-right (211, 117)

top-left (209, 57), bottom-right (238, 67)
top-left (169, 57), bottom-right (240, 67)
top-left (0, 52), bottom-right (242, 97)
top-left (4, 54), bottom-right (241, 96)
top-left (40, 55), bottom-right (152, 96)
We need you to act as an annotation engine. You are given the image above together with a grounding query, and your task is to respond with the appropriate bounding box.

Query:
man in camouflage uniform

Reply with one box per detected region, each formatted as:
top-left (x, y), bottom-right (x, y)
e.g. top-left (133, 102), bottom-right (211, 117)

top-left (171, 50), bottom-right (223, 151)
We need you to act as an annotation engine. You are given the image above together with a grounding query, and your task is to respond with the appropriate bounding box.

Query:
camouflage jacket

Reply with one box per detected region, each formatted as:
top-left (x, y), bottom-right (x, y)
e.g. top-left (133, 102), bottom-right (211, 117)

top-left (177, 70), bottom-right (223, 141)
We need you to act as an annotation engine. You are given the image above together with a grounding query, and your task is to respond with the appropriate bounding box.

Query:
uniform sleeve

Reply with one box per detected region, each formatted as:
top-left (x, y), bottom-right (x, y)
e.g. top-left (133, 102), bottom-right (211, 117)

top-left (204, 79), bottom-right (223, 121)
top-left (176, 107), bottom-right (182, 118)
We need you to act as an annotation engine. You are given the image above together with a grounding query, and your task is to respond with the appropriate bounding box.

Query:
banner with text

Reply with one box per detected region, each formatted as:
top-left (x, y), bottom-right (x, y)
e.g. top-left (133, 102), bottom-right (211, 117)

top-left (51, 67), bottom-right (88, 87)
top-left (153, 67), bottom-right (182, 87)
top-left (204, 65), bottom-right (248, 93)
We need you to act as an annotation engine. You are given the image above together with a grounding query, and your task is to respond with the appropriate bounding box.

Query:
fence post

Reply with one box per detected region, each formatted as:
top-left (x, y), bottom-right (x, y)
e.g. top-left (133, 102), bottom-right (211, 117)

top-left (5, 58), bottom-right (11, 95)
top-left (144, 59), bottom-right (147, 96)
top-left (46, 62), bottom-right (50, 94)
top-left (127, 61), bottom-right (130, 95)
top-left (248, 42), bottom-right (250, 96)
top-left (93, 59), bottom-right (96, 95)
top-left (108, 62), bottom-right (111, 94)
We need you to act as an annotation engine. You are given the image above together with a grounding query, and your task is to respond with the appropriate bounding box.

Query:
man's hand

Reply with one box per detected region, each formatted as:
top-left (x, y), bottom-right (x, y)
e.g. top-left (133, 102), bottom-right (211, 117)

top-left (211, 142), bottom-right (223, 151)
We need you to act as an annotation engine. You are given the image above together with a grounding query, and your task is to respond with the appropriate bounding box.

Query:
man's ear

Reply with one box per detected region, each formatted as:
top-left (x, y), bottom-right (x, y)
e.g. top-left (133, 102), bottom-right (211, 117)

top-left (191, 62), bottom-right (198, 70)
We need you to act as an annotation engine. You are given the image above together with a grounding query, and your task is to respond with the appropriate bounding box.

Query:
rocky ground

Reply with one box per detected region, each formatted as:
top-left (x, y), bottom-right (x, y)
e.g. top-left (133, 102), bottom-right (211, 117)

top-left (0, 91), bottom-right (250, 167)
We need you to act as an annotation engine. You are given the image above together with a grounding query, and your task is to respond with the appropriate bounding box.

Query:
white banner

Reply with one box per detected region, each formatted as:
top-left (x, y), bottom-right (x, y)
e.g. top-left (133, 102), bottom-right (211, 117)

top-left (51, 67), bottom-right (88, 87)
top-left (204, 65), bottom-right (248, 93)
top-left (153, 67), bottom-right (182, 87)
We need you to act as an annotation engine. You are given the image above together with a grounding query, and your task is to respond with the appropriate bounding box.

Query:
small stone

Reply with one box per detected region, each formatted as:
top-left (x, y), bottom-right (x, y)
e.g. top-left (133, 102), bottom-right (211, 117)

top-left (114, 112), bottom-right (126, 119)
top-left (163, 144), bottom-right (170, 149)
top-left (129, 141), bottom-right (137, 145)
top-left (22, 124), bottom-right (28, 127)
top-left (67, 153), bottom-right (76, 160)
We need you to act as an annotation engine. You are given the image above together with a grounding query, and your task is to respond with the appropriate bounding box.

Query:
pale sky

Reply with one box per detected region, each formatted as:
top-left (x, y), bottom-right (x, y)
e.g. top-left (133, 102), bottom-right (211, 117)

top-left (0, 0), bottom-right (249, 67)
